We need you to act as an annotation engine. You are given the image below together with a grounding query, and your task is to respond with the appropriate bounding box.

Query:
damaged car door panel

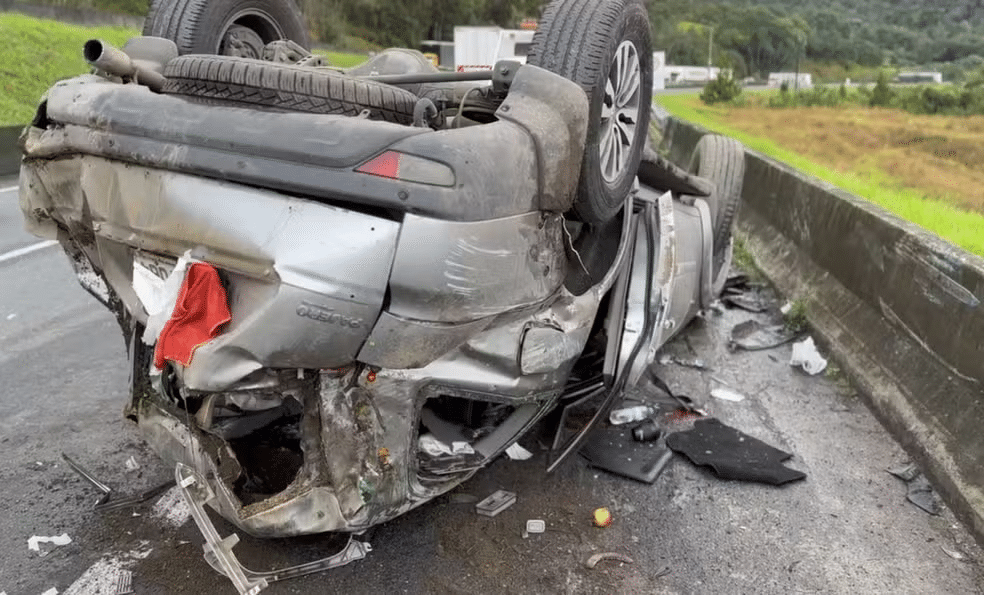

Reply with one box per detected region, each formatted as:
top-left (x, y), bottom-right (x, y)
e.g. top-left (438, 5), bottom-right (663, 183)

top-left (18, 0), bottom-right (744, 548)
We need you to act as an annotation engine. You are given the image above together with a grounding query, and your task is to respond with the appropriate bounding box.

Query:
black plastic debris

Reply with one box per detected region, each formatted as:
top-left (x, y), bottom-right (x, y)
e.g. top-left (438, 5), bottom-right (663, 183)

top-left (580, 425), bottom-right (674, 484)
top-left (729, 320), bottom-right (798, 351)
top-left (666, 418), bottom-right (806, 485)
top-left (888, 462), bottom-right (943, 515)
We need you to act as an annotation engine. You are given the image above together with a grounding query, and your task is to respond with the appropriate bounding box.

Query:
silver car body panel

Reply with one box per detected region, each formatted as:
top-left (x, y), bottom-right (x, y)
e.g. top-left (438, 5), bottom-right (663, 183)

top-left (387, 212), bottom-right (567, 323)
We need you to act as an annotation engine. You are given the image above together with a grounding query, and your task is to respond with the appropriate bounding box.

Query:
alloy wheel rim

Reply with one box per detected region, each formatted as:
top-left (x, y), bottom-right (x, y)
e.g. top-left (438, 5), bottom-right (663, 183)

top-left (599, 40), bottom-right (642, 184)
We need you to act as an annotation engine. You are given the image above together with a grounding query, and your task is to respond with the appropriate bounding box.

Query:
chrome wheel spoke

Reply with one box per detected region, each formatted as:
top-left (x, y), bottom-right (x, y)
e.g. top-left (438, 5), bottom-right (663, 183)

top-left (599, 40), bottom-right (641, 184)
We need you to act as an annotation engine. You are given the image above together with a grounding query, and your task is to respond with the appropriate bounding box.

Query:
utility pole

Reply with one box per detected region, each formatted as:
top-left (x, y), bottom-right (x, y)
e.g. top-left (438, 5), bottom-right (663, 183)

top-left (707, 25), bottom-right (715, 82)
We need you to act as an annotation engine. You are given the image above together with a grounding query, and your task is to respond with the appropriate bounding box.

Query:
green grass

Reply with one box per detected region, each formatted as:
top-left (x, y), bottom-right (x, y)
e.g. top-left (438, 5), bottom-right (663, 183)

top-left (657, 93), bottom-right (984, 257)
top-left (311, 49), bottom-right (370, 68)
top-left (1, 13), bottom-right (138, 126)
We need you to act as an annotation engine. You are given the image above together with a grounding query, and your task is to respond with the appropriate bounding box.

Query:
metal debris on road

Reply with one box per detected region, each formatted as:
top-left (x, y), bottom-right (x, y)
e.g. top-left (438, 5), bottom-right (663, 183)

top-left (475, 489), bottom-right (517, 517)
top-left (941, 544), bottom-right (968, 562)
top-left (790, 337), bottom-right (828, 375)
top-left (62, 453), bottom-right (175, 511)
top-left (584, 551), bottom-right (633, 569)
top-left (889, 463), bottom-right (943, 515)
top-left (729, 320), bottom-right (797, 351)
top-left (504, 442), bottom-right (533, 460)
top-left (710, 388), bottom-right (746, 402)
top-left (27, 533), bottom-right (72, 554)
top-left (720, 275), bottom-right (773, 313)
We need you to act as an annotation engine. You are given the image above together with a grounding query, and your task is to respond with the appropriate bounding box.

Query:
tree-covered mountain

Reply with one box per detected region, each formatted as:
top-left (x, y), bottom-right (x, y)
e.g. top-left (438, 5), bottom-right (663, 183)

top-left (651, 0), bottom-right (984, 77)
top-left (12, 0), bottom-right (984, 77)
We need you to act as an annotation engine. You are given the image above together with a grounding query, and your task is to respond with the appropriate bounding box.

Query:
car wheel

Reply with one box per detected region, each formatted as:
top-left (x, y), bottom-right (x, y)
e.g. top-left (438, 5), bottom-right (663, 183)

top-left (527, 0), bottom-right (653, 225)
top-left (687, 134), bottom-right (745, 294)
top-left (143, 0), bottom-right (310, 57)
top-left (160, 55), bottom-right (418, 124)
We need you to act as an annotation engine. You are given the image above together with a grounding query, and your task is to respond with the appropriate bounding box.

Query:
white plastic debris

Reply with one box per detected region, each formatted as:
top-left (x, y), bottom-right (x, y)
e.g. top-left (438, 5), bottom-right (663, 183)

top-left (780, 301), bottom-right (792, 314)
top-left (505, 443), bottom-right (533, 461)
top-left (418, 434), bottom-right (454, 456)
top-left (451, 441), bottom-right (475, 455)
top-left (124, 456), bottom-right (140, 472)
top-left (526, 519), bottom-right (546, 534)
top-left (41, 589), bottom-right (58, 595)
top-left (28, 533), bottom-right (72, 553)
top-left (710, 388), bottom-right (745, 402)
top-left (790, 337), bottom-right (828, 375)
top-left (5, 313), bottom-right (15, 320)
top-left (609, 405), bottom-right (654, 425)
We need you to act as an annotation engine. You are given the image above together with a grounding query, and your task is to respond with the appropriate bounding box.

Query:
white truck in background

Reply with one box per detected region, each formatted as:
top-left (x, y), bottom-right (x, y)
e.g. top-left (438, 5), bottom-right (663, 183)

top-left (452, 26), bottom-right (535, 71)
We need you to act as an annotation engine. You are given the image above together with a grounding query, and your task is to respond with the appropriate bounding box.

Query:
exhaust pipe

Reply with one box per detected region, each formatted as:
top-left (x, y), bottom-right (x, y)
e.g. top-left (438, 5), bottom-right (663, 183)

top-left (84, 39), bottom-right (166, 92)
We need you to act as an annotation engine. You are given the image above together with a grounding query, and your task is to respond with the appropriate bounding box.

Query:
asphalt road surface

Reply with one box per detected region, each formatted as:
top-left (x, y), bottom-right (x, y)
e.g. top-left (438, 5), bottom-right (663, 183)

top-left (1, 178), bottom-right (982, 594)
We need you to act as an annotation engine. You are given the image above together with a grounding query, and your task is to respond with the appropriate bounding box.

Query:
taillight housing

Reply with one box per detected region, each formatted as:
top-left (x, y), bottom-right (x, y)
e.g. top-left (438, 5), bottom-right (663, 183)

top-left (355, 151), bottom-right (456, 187)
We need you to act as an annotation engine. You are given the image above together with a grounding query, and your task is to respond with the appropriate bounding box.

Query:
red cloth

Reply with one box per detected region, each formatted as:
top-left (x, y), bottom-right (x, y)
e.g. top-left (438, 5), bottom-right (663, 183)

top-left (154, 262), bottom-right (232, 369)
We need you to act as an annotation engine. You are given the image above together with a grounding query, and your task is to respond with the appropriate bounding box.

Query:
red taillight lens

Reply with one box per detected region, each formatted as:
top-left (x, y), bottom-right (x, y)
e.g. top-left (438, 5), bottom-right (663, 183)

top-left (355, 151), bottom-right (455, 187)
top-left (356, 151), bottom-right (402, 179)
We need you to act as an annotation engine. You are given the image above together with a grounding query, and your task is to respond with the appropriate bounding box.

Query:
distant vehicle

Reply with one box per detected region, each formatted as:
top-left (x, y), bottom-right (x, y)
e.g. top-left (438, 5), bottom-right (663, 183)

top-left (453, 25), bottom-right (535, 71)
top-left (897, 71), bottom-right (943, 84)
top-left (768, 72), bottom-right (812, 88)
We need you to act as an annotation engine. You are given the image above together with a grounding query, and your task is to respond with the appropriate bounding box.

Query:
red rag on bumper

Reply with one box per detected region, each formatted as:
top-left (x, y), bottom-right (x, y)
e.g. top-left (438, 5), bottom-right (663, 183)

top-left (154, 262), bottom-right (232, 369)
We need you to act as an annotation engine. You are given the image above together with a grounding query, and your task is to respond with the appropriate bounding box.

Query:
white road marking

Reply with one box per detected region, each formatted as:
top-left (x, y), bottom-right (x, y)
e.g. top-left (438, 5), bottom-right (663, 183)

top-left (0, 240), bottom-right (57, 264)
top-left (151, 485), bottom-right (191, 527)
top-left (64, 543), bottom-right (152, 595)
top-left (0, 185), bottom-right (18, 193)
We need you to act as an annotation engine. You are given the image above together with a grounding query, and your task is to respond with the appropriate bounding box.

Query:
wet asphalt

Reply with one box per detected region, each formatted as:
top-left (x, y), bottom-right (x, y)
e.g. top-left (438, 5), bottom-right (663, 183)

top-left (1, 180), bottom-right (982, 594)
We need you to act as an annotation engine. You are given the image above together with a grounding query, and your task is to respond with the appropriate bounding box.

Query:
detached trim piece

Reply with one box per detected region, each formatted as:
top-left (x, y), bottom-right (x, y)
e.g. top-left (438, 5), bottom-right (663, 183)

top-left (176, 464), bottom-right (371, 595)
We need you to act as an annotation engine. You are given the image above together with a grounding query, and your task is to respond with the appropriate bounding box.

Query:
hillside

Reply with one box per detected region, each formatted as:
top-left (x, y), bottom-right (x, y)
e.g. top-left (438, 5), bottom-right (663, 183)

top-left (0, 13), bottom-right (136, 125)
top-left (8, 0), bottom-right (984, 79)
top-left (651, 0), bottom-right (984, 78)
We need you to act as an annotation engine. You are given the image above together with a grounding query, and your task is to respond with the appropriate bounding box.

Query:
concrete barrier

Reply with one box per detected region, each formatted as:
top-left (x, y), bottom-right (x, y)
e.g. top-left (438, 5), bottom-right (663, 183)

top-left (0, 126), bottom-right (24, 177)
top-left (662, 116), bottom-right (984, 545)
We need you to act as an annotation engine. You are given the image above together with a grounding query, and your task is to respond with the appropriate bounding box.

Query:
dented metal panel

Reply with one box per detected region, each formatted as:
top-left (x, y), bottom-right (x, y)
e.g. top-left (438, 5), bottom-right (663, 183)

top-left (22, 156), bottom-right (400, 389)
top-left (387, 212), bottom-right (568, 322)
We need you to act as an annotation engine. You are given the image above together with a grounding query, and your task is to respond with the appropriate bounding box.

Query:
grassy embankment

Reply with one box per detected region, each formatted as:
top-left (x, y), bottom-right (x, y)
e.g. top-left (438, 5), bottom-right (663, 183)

top-left (658, 93), bottom-right (984, 257)
top-left (0, 12), bottom-right (370, 125)
top-left (0, 13), bottom-right (136, 125)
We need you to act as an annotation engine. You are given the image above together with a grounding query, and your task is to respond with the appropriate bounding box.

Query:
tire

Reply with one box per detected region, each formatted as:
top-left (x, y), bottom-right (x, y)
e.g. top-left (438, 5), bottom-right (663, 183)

top-left (527, 0), bottom-right (653, 224)
top-left (687, 134), bottom-right (745, 294)
top-left (161, 55), bottom-right (418, 124)
top-left (143, 0), bottom-right (310, 57)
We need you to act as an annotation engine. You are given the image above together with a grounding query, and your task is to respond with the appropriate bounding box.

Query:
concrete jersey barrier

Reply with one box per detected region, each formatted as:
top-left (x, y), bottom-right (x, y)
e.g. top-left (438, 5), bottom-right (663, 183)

top-left (0, 126), bottom-right (23, 177)
top-left (661, 116), bottom-right (984, 546)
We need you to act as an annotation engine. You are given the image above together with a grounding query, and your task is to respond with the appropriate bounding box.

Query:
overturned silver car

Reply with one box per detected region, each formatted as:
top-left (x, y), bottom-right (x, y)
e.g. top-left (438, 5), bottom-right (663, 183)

top-left (19, 0), bottom-right (744, 544)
